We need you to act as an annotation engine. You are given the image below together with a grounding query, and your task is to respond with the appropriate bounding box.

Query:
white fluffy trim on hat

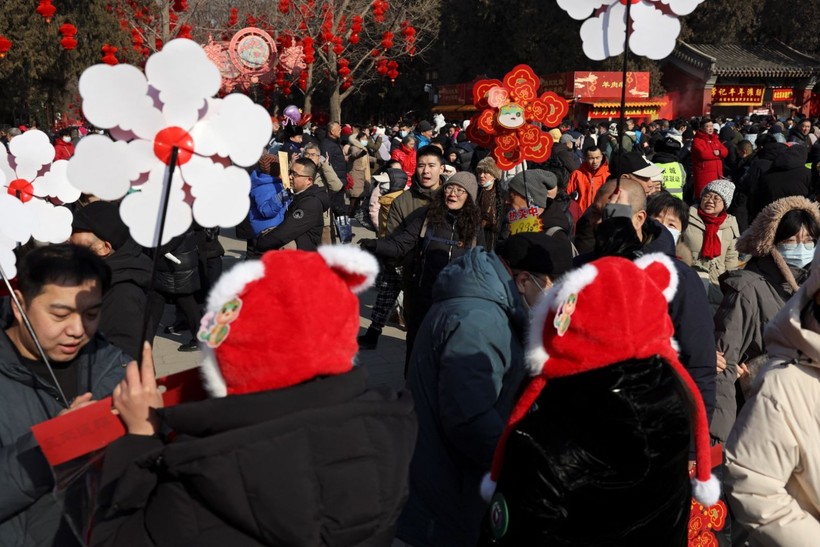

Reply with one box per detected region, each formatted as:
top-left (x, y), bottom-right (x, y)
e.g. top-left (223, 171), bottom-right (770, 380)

top-left (318, 245), bottom-right (379, 294)
top-left (525, 263), bottom-right (599, 376)
top-left (205, 260), bottom-right (266, 313)
top-left (692, 474), bottom-right (721, 508)
top-left (199, 346), bottom-right (227, 398)
top-left (634, 253), bottom-right (679, 303)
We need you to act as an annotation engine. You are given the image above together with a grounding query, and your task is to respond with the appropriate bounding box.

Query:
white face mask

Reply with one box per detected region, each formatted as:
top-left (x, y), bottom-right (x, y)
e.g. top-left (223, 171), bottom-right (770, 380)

top-left (666, 226), bottom-right (681, 244)
top-left (62, 135), bottom-right (71, 142)
top-left (360, 139), bottom-right (369, 147)
top-left (777, 242), bottom-right (815, 268)
top-left (399, 130), bottom-right (408, 138)
top-left (480, 178), bottom-right (494, 189)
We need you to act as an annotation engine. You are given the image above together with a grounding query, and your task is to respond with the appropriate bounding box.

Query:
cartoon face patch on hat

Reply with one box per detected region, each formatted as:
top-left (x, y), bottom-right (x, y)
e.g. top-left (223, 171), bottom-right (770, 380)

top-left (198, 297), bottom-right (243, 348)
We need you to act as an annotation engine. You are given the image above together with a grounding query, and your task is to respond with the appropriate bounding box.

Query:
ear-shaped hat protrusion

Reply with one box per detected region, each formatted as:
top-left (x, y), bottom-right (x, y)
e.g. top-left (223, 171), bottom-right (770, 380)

top-left (634, 253), bottom-right (678, 303)
top-left (318, 245), bottom-right (379, 294)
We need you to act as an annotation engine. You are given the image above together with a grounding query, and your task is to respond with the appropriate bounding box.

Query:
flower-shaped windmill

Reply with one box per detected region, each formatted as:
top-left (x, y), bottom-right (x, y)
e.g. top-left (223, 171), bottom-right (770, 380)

top-left (67, 38), bottom-right (272, 247)
top-left (467, 65), bottom-right (569, 171)
top-left (0, 130), bottom-right (81, 278)
top-left (557, 0), bottom-right (705, 61)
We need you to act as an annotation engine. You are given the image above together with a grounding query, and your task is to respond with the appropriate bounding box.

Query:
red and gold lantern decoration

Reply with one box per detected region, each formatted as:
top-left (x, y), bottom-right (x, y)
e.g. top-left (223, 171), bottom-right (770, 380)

top-left (0, 35), bottom-right (11, 58)
top-left (36, 0), bottom-right (57, 24)
top-left (372, 0), bottom-right (388, 23)
top-left (59, 23), bottom-right (78, 50)
top-left (101, 44), bottom-right (119, 66)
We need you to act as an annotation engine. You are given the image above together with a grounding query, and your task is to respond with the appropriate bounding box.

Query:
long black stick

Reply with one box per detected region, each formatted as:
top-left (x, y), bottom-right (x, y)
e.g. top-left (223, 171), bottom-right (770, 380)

top-left (616, 0), bottom-right (633, 184)
top-left (138, 146), bottom-right (179, 368)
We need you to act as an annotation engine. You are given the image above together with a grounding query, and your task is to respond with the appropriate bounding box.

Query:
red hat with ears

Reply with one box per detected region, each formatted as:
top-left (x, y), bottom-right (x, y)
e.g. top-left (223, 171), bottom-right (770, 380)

top-left (481, 253), bottom-right (720, 508)
top-left (197, 246), bottom-right (379, 397)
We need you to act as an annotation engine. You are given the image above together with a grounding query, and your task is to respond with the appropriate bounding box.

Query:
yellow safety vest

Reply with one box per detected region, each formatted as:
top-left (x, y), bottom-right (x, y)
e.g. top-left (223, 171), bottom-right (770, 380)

top-left (655, 161), bottom-right (684, 198)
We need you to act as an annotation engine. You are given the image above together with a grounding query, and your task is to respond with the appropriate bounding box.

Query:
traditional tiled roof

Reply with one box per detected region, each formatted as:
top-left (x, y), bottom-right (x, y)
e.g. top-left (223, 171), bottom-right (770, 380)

top-left (673, 41), bottom-right (820, 78)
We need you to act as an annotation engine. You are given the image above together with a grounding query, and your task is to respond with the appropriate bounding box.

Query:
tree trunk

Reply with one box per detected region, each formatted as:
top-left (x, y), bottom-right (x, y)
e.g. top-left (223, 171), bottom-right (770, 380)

top-left (330, 85), bottom-right (342, 123)
top-left (304, 92), bottom-right (313, 115)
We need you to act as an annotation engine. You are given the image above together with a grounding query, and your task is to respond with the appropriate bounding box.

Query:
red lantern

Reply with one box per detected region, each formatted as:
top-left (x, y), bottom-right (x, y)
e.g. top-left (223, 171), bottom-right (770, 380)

top-left (341, 78), bottom-right (352, 91)
top-left (0, 36), bottom-right (11, 58)
top-left (371, 48), bottom-right (381, 58)
top-left (59, 23), bottom-right (78, 50)
top-left (172, 0), bottom-right (188, 12)
top-left (36, 0), bottom-right (57, 24)
top-left (60, 36), bottom-right (77, 50)
top-left (279, 0), bottom-right (290, 14)
top-left (101, 44), bottom-right (119, 65)
top-left (228, 7), bottom-right (238, 26)
top-left (349, 33), bottom-right (359, 45)
top-left (388, 69), bottom-right (399, 82)
top-left (381, 31), bottom-right (394, 50)
top-left (351, 15), bottom-right (363, 33)
top-left (178, 24), bottom-right (192, 40)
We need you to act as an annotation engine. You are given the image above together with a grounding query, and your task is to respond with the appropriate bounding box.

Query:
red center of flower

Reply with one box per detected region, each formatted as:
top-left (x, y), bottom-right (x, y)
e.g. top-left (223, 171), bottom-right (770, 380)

top-left (619, 0), bottom-right (640, 4)
top-left (7, 179), bottom-right (34, 202)
top-left (153, 126), bottom-right (195, 166)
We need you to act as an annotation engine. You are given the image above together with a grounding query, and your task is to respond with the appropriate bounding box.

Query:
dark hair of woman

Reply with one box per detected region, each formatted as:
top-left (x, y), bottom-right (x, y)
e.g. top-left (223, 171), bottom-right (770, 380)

top-left (774, 209), bottom-right (820, 244)
top-left (647, 191), bottom-right (690, 232)
top-left (425, 190), bottom-right (482, 243)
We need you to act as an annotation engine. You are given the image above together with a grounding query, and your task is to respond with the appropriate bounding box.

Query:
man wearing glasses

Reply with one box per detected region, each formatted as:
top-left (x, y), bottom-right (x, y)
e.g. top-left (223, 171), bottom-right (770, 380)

top-left (256, 158), bottom-right (330, 252)
top-left (303, 142), bottom-right (344, 244)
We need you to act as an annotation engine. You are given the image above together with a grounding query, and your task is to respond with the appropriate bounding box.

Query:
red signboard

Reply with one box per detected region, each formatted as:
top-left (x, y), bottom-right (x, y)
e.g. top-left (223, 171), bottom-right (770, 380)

top-left (437, 83), bottom-right (468, 106)
top-left (711, 85), bottom-right (765, 106)
top-left (771, 88), bottom-right (794, 102)
top-left (572, 71), bottom-right (650, 100)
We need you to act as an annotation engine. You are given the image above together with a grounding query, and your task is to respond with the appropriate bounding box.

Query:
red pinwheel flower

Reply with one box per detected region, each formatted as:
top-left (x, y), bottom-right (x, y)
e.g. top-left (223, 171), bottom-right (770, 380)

top-left (468, 64), bottom-right (569, 171)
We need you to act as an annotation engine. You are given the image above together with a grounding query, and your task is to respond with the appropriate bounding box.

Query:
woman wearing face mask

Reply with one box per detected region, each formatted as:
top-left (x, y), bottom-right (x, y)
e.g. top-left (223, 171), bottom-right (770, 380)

top-left (711, 196), bottom-right (820, 445)
top-left (475, 156), bottom-right (505, 251)
top-left (345, 131), bottom-right (371, 217)
top-left (681, 179), bottom-right (740, 307)
top-left (646, 191), bottom-right (693, 266)
top-left (54, 130), bottom-right (75, 160)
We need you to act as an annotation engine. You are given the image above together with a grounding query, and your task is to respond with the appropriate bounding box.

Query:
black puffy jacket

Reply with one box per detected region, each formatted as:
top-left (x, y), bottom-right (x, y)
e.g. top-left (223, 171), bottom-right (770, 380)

top-left (91, 367), bottom-right (417, 547)
top-left (154, 230), bottom-right (200, 295)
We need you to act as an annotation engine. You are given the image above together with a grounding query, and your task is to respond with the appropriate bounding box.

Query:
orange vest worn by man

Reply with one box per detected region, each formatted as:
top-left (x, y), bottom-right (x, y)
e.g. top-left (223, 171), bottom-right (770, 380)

top-left (567, 146), bottom-right (610, 213)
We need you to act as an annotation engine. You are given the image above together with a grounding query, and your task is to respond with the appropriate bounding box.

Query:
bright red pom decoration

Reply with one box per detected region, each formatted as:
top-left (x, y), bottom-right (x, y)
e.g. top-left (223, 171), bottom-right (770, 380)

top-left (101, 44), bottom-right (119, 65)
top-left (36, 0), bottom-right (57, 24)
top-left (0, 35), bottom-right (11, 58)
top-left (59, 23), bottom-right (78, 51)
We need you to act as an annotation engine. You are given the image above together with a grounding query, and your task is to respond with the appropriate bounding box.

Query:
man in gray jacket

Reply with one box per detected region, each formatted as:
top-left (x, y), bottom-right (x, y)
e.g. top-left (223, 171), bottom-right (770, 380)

top-left (396, 233), bottom-right (573, 546)
top-left (0, 244), bottom-right (129, 546)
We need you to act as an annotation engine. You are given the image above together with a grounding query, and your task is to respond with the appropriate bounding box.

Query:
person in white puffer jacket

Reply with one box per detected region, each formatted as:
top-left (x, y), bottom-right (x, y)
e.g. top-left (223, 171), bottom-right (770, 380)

top-left (725, 244), bottom-right (820, 546)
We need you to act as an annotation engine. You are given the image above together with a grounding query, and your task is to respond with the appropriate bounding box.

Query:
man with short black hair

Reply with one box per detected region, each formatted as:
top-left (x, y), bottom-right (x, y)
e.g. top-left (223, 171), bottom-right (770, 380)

top-left (70, 201), bottom-right (153, 359)
top-left (256, 157), bottom-right (329, 251)
top-left (0, 244), bottom-right (129, 546)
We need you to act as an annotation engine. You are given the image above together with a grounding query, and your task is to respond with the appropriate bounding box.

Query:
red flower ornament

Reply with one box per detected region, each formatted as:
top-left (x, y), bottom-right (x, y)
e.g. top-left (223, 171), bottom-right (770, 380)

top-left (468, 64), bottom-right (568, 171)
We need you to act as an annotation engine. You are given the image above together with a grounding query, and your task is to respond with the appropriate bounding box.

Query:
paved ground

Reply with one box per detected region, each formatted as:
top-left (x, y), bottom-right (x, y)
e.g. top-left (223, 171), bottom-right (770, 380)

top-left (152, 224), bottom-right (407, 392)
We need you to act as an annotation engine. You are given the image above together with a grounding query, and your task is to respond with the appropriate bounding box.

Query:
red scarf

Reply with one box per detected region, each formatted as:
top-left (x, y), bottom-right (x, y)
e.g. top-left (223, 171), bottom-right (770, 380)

top-left (697, 208), bottom-right (727, 259)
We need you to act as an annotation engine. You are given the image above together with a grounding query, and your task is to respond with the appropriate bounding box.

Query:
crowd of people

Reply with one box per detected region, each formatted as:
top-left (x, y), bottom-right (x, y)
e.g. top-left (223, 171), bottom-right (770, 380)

top-left (2, 110), bottom-right (820, 546)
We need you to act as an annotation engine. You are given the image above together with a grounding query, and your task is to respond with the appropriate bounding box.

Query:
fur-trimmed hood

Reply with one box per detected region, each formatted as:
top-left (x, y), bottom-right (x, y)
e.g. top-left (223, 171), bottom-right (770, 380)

top-left (736, 195), bottom-right (820, 292)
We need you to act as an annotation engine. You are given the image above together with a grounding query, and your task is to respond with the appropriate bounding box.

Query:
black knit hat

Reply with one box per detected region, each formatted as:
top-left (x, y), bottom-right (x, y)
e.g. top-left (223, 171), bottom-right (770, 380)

top-left (500, 232), bottom-right (573, 277)
top-left (72, 201), bottom-right (130, 250)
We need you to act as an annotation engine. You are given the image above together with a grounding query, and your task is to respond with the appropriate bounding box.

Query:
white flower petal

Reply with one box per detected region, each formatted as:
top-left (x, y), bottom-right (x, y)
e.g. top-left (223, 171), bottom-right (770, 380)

top-left (631, 1), bottom-right (680, 60)
top-left (189, 164), bottom-right (251, 228)
top-left (34, 160), bottom-right (81, 204)
top-left (67, 135), bottom-right (156, 201)
top-left (0, 245), bottom-right (17, 279)
top-left (579, 2), bottom-right (626, 60)
top-left (658, 0), bottom-right (705, 16)
top-left (557, 0), bottom-right (611, 20)
top-left (119, 165), bottom-right (192, 247)
top-left (0, 144), bottom-right (14, 186)
top-left (8, 130), bottom-right (55, 181)
top-left (145, 39), bottom-right (221, 130)
top-left (178, 153), bottom-right (215, 190)
top-left (79, 64), bottom-right (166, 140)
top-left (191, 94), bottom-right (272, 167)
top-left (0, 193), bottom-right (33, 245)
top-left (25, 200), bottom-right (72, 244)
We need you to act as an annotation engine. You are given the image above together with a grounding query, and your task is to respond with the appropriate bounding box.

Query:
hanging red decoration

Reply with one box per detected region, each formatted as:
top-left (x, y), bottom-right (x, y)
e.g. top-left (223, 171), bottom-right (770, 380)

top-left (388, 68), bottom-right (399, 82)
top-left (349, 33), bottom-right (359, 45)
top-left (351, 15), bottom-right (363, 33)
top-left (101, 44), bottom-right (119, 65)
top-left (279, 0), bottom-right (290, 14)
top-left (228, 7), bottom-right (238, 26)
top-left (0, 36), bottom-right (11, 58)
top-left (59, 23), bottom-right (78, 50)
top-left (341, 78), bottom-right (352, 91)
top-left (376, 58), bottom-right (388, 76)
top-left (381, 31), bottom-right (394, 50)
top-left (371, 0), bottom-right (388, 23)
top-left (177, 24), bottom-right (192, 40)
top-left (338, 58), bottom-right (350, 79)
top-left (371, 48), bottom-right (381, 58)
top-left (246, 14), bottom-right (257, 27)
top-left (131, 28), bottom-right (144, 50)
top-left (302, 36), bottom-right (315, 64)
top-left (172, 0), bottom-right (188, 12)
top-left (36, 0), bottom-right (57, 24)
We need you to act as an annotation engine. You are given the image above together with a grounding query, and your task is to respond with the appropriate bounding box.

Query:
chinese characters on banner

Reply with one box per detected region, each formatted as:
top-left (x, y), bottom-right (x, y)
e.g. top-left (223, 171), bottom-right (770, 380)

top-left (508, 207), bottom-right (544, 235)
top-left (711, 85), bottom-right (765, 106)
top-left (771, 88), bottom-right (794, 102)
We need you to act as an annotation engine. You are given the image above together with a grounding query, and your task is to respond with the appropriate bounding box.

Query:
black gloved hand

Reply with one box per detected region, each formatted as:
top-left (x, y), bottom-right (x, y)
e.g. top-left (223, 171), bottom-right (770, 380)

top-left (359, 239), bottom-right (378, 253)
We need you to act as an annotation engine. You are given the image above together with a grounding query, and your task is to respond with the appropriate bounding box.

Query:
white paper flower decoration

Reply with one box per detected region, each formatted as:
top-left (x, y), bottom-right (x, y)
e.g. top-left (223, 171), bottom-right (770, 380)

top-left (557, 0), bottom-right (705, 61)
top-left (67, 38), bottom-right (272, 247)
top-left (0, 130), bottom-right (80, 278)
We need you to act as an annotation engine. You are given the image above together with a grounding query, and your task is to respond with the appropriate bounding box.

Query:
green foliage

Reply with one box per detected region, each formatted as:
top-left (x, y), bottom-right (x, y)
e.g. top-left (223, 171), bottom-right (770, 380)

top-left (0, 0), bottom-right (130, 126)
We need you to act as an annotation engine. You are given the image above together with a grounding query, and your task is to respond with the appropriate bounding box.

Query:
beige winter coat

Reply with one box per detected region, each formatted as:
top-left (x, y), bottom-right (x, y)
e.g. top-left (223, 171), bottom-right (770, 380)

top-left (725, 249), bottom-right (820, 546)
top-left (346, 139), bottom-right (371, 198)
top-left (682, 206), bottom-right (739, 305)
